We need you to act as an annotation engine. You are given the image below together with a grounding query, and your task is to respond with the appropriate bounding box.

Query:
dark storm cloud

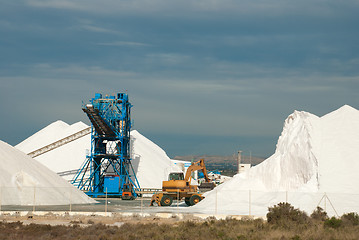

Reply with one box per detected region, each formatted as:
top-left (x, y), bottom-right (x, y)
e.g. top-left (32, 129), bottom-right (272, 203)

top-left (0, 0), bottom-right (358, 157)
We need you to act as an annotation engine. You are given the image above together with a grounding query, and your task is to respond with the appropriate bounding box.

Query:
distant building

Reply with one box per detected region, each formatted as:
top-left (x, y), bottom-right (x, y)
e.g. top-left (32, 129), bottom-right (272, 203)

top-left (237, 150), bottom-right (252, 174)
top-left (238, 163), bottom-right (251, 174)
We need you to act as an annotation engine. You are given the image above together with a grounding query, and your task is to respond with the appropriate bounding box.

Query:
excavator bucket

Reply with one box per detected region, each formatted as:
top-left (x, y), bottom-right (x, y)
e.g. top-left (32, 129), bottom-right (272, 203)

top-left (199, 182), bottom-right (216, 191)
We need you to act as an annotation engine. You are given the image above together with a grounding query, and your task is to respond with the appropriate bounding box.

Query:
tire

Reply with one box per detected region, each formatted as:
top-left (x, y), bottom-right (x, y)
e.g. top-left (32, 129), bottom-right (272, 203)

top-left (160, 195), bottom-right (173, 206)
top-left (122, 194), bottom-right (131, 200)
top-left (189, 194), bottom-right (202, 206)
top-left (185, 197), bottom-right (191, 206)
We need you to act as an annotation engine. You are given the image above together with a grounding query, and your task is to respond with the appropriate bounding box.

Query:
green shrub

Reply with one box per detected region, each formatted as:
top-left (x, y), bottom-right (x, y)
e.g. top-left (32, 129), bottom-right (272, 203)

top-left (341, 212), bottom-right (359, 226)
top-left (267, 202), bottom-right (309, 228)
top-left (310, 206), bottom-right (328, 221)
top-left (324, 217), bottom-right (342, 229)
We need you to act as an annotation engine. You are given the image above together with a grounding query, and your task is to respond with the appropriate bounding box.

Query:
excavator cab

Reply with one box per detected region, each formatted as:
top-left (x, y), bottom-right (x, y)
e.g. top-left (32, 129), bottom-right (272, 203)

top-left (168, 172), bottom-right (184, 180)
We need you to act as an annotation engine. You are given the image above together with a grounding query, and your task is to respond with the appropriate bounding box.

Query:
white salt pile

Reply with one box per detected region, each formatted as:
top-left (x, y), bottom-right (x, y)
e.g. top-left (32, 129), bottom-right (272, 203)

top-left (16, 120), bottom-right (90, 181)
top-left (16, 122), bottom-right (180, 189)
top-left (130, 130), bottom-right (181, 189)
top-left (192, 105), bottom-right (359, 217)
top-left (0, 140), bottom-right (96, 205)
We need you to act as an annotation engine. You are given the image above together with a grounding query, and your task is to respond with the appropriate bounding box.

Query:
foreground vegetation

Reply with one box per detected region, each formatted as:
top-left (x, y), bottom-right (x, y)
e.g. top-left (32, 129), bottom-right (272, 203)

top-left (1, 203), bottom-right (359, 240)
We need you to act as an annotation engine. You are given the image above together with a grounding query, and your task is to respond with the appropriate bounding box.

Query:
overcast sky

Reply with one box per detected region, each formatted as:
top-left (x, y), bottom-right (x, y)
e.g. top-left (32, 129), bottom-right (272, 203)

top-left (1, 0), bottom-right (358, 158)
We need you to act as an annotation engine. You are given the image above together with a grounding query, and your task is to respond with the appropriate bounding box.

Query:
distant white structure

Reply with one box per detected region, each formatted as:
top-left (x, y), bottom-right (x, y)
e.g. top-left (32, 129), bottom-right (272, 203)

top-left (237, 150), bottom-right (251, 174)
top-left (238, 163), bottom-right (251, 174)
top-left (207, 172), bottom-right (232, 184)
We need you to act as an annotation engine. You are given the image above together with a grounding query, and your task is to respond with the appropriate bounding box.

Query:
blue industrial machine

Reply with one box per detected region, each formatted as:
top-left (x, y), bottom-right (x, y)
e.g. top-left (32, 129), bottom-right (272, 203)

top-left (72, 93), bottom-right (140, 198)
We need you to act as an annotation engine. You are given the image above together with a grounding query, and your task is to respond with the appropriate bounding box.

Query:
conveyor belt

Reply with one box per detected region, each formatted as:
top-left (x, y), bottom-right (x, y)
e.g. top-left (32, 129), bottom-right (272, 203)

top-left (82, 105), bottom-right (116, 137)
top-left (27, 127), bottom-right (91, 158)
top-left (57, 169), bottom-right (80, 177)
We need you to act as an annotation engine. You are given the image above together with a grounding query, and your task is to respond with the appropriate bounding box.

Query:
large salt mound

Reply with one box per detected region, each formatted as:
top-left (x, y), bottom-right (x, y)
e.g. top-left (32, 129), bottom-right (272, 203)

top-left (192, 105), bottom-right (359, 216)
top-left (318, 105), bottom-right (359, 193)
top-left (16, 122), bottom-right (180, 188)
top-left (131, 130), bottom-right (181, 189)
top-left (16, 120), bottom-right (89, 153)
top-left (0, 141), bottom-right (96, 205)
top-left (16, 121), bottom-right (91, 180)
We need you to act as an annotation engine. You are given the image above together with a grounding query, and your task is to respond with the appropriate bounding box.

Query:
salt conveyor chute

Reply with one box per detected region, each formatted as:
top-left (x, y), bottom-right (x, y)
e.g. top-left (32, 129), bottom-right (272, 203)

top-left (72, 93), bottom-right (140, 198)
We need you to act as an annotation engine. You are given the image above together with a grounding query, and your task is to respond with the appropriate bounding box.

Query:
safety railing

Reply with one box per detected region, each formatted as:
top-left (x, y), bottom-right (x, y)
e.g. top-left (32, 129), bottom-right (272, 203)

top-left (0, 187), bottom-right (358, 218)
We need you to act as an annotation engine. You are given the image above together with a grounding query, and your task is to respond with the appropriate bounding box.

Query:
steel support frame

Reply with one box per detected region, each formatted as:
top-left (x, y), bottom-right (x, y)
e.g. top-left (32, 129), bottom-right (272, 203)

top-left (72, 93), bottom-right (140, 198)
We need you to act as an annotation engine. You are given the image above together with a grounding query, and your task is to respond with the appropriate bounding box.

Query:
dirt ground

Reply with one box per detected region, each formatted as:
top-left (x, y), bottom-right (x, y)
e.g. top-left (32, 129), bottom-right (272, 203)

top-left (0, 197), bottom-right (243, 227)
top-left (0, 211), bottom-right (209, 228)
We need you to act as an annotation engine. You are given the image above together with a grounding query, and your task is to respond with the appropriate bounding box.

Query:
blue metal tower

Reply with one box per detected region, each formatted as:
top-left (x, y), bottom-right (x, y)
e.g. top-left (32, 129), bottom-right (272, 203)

top-left (72, 93), bottom-right (140, 198)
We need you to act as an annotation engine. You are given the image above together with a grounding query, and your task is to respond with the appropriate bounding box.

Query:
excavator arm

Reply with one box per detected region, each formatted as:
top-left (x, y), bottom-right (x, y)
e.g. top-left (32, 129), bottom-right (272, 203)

top-left (184, 159), bottom-right (211, 183)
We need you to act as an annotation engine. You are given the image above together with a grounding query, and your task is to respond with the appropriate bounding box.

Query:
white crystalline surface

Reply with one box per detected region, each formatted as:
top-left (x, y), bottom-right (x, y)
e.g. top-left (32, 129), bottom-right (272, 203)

top-left (130, 130), bottom-right (181, 189)
top-left (15, 122), bottom-right (180, 188)
top-left (0, 141), bottom-right (96, 205)
top-left (192, 105), bottom-right (359, 216)
top-left (16, 121), bottom-right (91, 181)
top-left (16, 120), bottom-right (89, 153)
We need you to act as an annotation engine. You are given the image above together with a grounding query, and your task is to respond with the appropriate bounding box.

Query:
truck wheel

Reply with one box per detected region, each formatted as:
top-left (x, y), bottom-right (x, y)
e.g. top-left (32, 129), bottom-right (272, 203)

top-left (160, 195), bottom-right (173, 206)
top-left (122, 194), bottom-right (131, 200)
top-left (185, 197), bottom-right (191, 206)
top-left (189, 194), bottom-right (202, 206)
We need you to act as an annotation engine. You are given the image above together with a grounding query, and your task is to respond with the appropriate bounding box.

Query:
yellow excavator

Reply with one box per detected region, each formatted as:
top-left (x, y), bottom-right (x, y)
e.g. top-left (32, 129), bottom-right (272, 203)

top-left (150, 159), bottom-right (215, 206)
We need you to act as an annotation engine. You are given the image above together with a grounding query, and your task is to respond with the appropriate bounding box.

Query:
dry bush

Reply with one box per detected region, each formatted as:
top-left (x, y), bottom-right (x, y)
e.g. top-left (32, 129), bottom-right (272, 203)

top-left (341, 212), bottom-right (359, 226)
top-left (2, 211), bottom-right (359, 240)
top-left (267, 202), bottom-right (309, 229)
top-left (310, 206), bottom-right (328, 221)
top-left (324, 217), bottom-right (342, 229)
